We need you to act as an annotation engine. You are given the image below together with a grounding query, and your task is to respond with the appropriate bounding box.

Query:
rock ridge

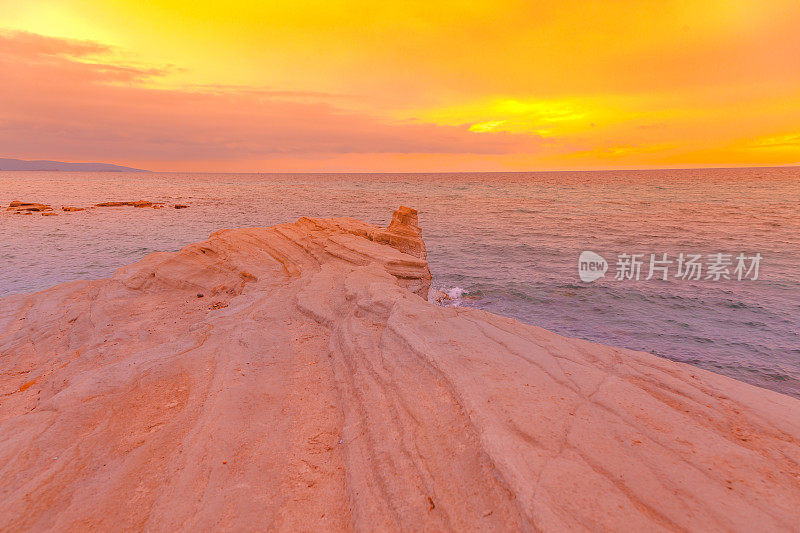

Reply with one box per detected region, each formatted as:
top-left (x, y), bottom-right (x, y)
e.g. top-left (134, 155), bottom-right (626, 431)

top-left (0, 207), bottom-right (798, 531)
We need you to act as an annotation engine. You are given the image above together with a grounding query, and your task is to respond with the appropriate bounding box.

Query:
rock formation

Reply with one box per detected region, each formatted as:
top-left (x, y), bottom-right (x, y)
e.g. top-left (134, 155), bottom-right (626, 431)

top-left (5, 201), bottom-right (53, 214)
top-left (0, 207), bottom-right (798, 531)
top-left (97, 201), bottom-right (147, 208)
top-left (2, 200), bottom-right (189, 216)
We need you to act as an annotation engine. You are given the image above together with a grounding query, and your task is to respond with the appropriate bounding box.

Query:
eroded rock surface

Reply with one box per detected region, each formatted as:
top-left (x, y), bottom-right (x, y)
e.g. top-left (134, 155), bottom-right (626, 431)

top-left (0, 207), bottom-right (798, 531)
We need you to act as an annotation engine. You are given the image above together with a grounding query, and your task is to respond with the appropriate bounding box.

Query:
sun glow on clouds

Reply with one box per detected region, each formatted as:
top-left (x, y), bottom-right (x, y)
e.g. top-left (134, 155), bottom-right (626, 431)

top-left (1, 0), bottom-right (799, 171)
top-left (423, 98), bottom-right (592, 136)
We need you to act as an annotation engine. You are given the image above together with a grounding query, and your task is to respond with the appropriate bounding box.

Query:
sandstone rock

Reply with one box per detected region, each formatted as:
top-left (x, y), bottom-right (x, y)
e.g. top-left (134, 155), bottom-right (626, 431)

top-left (0, 208), bottom-right (797, 531)
top-left (95, 201), bottom-right (159, 208)
top-left (5, 201), bottom-right (181, 216)
top-left (174, 204), bottom-right (189, 209)
top-left (370, 205), bottom-right (427, 259)
top-left (95, 201), bottom-right (130, 207)
top-left (5, 201), bottom-right (52, 212)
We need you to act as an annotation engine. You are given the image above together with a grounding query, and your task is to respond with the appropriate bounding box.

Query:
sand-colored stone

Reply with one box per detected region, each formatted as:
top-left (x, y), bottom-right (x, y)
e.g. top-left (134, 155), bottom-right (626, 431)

top-left (4, 201), bottom-right (191, 216)
top-left (95, 201), bottom-right (159, 208)
top-left (5, 201), bottom-right (52, 213)
top-left (0, 207), bottom-right (798, 531)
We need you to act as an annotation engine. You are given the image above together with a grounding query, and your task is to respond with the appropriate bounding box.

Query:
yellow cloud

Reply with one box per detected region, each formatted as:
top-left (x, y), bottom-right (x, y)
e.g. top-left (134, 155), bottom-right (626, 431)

top-left (411, 97), bottom-right (599, 137)
top-left (469, 120), bottom-right (506, 133)
top-left (2, 0), bottom-right (800, 169)
top-left (751, 133), bottom-right (800, 148)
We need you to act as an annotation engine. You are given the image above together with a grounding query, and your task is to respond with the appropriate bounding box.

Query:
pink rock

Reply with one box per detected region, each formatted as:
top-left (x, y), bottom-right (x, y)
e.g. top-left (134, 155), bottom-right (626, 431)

top-left (0, 208), bottom-right (797, 531)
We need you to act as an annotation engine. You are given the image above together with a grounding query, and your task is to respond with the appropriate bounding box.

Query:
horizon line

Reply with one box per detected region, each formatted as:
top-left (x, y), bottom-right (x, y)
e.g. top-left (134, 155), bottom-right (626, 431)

top-left (73, 163), bottom-right (800, 174)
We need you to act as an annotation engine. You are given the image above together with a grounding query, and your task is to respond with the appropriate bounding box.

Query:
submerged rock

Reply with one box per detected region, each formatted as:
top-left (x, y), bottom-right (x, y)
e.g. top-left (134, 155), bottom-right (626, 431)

top-left (95, 200), bottom-right (160, 208)
top-left (0, 207), bottom-right (798, 531)
top-left (4, 201), bottom-right (191, 216)
top-left (5, 201), bottom-right (52, 212)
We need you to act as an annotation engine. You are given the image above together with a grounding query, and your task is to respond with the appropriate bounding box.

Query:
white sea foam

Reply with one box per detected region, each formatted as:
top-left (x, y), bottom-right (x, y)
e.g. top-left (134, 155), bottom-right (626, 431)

top-left (430, 286), bottom-right (466, 307)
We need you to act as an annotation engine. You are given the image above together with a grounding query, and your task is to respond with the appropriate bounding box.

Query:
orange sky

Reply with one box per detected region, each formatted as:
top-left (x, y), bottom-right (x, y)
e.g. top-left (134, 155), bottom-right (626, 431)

top-left (1, 0), bottom-right (799, 172)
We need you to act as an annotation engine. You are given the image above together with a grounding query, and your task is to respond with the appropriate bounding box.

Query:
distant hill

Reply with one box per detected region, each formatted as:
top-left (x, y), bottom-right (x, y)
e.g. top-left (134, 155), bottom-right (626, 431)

top-left (0, 157), bottom-right (149, 172)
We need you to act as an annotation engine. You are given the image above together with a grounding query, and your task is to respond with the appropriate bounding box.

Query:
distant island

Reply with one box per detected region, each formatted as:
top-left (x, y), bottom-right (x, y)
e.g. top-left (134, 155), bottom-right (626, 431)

top-left (0, 157), bottom-right (149, 172)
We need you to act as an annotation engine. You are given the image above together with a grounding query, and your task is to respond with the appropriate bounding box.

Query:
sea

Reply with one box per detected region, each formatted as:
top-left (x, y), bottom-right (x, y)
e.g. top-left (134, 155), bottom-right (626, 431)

top-left (1, 168), bottom-right (798, 398)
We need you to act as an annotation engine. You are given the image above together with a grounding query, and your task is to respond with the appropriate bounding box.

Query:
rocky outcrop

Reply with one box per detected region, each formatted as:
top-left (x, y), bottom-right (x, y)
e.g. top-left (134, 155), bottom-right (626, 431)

top-left (2, 200), bottom-right (189, 216)
top-left (94, 201), bottom-right (160, 208)
top-left (6, 201), bottom-right (53, 214)
top-left (0, 207), bottom-right (798, 531)
top-left (370, 205), bottom-right (427, 259)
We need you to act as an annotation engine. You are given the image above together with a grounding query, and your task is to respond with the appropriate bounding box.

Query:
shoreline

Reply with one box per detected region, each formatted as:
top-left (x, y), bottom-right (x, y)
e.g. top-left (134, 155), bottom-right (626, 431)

top-left (1, 207), bottom-right (799, 529)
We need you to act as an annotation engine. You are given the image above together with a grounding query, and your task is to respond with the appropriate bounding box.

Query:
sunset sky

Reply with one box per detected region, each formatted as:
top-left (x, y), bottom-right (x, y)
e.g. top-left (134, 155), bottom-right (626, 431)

top-left (2, 0), bottom-right (799, 172)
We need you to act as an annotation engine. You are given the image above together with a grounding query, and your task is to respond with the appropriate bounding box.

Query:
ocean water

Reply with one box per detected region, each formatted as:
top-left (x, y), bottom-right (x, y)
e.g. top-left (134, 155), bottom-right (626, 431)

top-left (1, 169), bottom-right (798, 397)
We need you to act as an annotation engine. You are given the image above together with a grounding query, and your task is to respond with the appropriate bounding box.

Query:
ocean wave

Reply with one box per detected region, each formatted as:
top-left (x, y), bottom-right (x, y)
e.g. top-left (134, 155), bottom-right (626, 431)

top-left (431, 286), bottom-right (473, 307)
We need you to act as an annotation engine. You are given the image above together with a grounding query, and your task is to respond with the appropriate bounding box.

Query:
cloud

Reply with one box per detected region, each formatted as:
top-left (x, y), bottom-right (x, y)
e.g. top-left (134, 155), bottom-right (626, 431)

top-left (750, 133), bottom-right (800, 148)
top-left (0, 30), bottom-right (542, 168)
top-left (0, 30), bottom-right (110, 58)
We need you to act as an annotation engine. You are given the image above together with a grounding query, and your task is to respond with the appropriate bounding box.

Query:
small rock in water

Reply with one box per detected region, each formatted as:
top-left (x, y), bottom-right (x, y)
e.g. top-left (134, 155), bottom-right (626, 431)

top-left (6, 201), bottom-right (52, 213)
top-left (5, 200), bottom-right (192, 217)
top-left (95, 201), bottom-right (157, 208)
